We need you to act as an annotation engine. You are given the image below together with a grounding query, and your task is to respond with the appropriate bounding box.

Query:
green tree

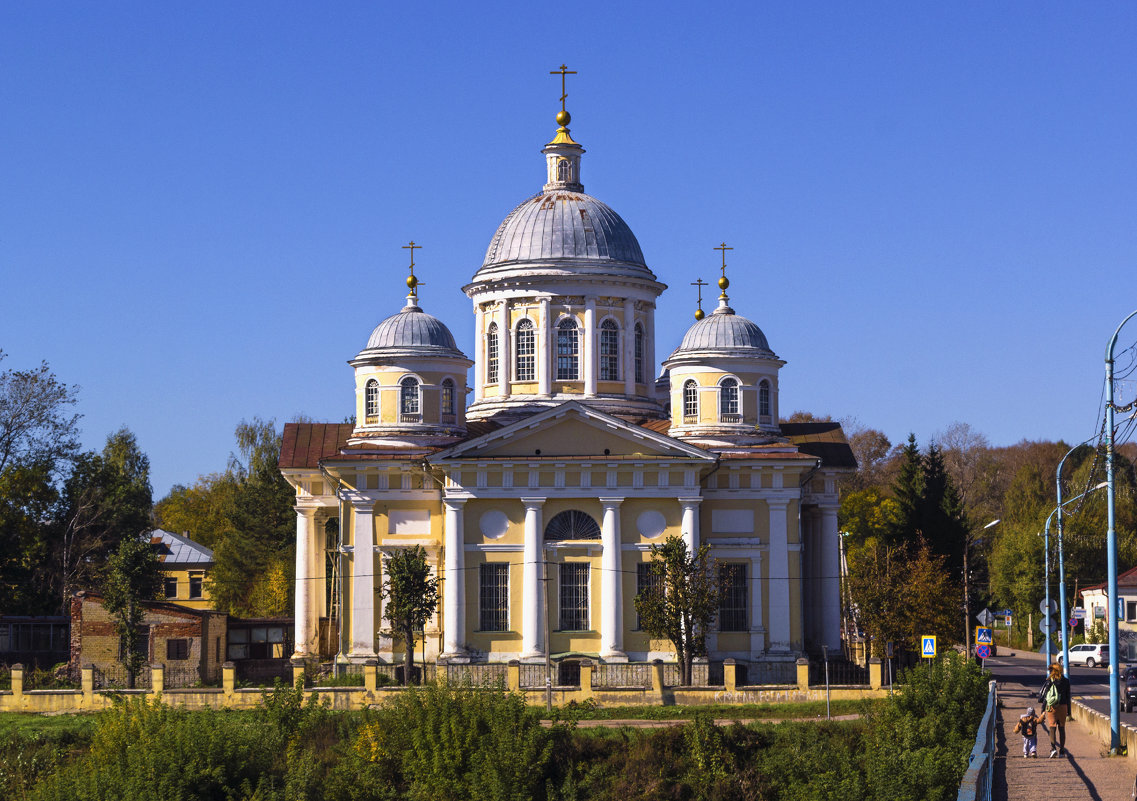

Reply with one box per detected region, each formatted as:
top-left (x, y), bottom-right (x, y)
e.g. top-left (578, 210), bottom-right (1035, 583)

top-left (101, 537), bottom-right (163, 688)
top-left (888, 434), bottom-right (925, 546)
top-left (382, 545), bottom-right (440, 685)
top-left (0, 351), bottom-right (81, 474)
top-left (839, 487), bottom-right (902, 545)
top-left (633, 535), bottom-right (720, 686)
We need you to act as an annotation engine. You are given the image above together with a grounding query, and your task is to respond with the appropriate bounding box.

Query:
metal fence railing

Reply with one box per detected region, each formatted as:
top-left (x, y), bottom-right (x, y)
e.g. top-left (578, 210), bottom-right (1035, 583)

top-left (661, 662), bottom-right (721, 687)
top-left (593, 662), bottom-right (652, 688)
top-left (808, 658), bottom-right (869, 687)
top-left (94, 664), bottom-right (152, 690)
top-left (956, 680), bottom-right (997, 801)
top-left (164, 664), bottom-right (207, 689)
top-left (441, 663), bottom-right (508, 685)
top-left (738, 661), bottom-right (796, 686)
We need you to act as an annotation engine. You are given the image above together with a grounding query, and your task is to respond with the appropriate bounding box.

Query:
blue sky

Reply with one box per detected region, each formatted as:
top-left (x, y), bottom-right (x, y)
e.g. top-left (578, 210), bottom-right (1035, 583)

top-left (3, 2), bottom-right (1137, 499)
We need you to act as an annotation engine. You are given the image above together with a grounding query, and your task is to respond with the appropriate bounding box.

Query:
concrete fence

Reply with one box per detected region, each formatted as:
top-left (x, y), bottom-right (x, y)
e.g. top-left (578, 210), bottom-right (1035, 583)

top-left (0, 657), bottom-right (889, 714)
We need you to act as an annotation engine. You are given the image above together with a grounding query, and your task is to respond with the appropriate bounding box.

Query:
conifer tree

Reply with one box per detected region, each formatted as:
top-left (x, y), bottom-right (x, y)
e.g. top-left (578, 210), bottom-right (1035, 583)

top-left (888, 434), bottom-right (925, 545)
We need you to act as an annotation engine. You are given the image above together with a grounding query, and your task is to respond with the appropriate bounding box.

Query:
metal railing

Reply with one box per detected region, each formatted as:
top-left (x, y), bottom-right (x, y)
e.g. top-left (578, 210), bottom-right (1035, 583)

top-left (740, 661), bottom-right (796, 686)
top-left (94, 664), bottom-right (152, 690)
top-left (956, 680), bottom-right (997, 801)
top-left (441, 663), bottom-right (508, 685)
top-left (808, 658), bottom-right (869, 686)
top-left (593, 663), bottom-right (652, 688)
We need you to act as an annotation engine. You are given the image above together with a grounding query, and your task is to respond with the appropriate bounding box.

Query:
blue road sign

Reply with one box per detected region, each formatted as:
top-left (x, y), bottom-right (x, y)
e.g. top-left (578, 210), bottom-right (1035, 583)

top-left (976, 626), bottom-right (993, 644)
top-left (922, 636), bottom-right (937, 658)
top-left (976, 644), bottom-right (991, 659)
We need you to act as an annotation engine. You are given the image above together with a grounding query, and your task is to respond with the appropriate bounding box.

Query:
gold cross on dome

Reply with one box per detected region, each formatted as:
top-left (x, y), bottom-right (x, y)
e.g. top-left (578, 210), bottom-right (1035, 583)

top-left (402, 241), bottom-right (425, 296)
top-left (550, 64), bottom-right (577, 112)
top-left (714, 242), bottom-right (733, 278)
top-left (690, 277), bottom-right (708, 305)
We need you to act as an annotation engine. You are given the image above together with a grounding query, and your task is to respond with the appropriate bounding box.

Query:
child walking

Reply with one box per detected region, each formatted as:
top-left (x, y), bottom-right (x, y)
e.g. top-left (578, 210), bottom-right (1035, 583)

top-left (1013, 706), bottom-right (1041, 758)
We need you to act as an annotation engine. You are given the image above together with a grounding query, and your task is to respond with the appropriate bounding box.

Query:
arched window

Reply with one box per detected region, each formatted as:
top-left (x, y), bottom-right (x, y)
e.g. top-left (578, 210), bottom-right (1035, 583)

top-left (441, 378), bottom-right (455, 418)
top-left (599, 319), bottom-right (619, 381)
top-left (485, 323), bottom-right (499, 384)
top-left (557, 158), bottom-right (572, 183)
top-left (365, 379), bottom-right (379, 424)
top-left (556, 318), bottom-right (579, 380)
top-left (759, 380), bottom-right (771, 420)
top-left (720, 378), bottom-right (739, 420)
top-left (544, 509), bottom-right (601, 541)
top-left (400, 376), bottom-right (420, 421)
top-left (634, 323), bottom-right (644, 384)
top-left (515, 319), bottom-right (535, 381)
top-left (683, 380), bottom-right (698, 422)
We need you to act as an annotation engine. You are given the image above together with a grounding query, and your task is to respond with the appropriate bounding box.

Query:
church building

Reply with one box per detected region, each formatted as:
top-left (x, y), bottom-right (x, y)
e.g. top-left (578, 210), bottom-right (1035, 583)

top-left (279, 78), bottom-right (855, 671)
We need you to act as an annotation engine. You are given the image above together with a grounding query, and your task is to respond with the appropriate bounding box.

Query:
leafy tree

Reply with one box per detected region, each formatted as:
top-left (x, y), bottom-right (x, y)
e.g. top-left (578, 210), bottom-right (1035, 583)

top-left (839, 487), bottom-right (902, 546)
top-left (0, 351), bottom-right (81, 474)
top-left (633, 535), bottom-right (720, 686)
top-left (0, 459), bottom-right (60, 613)
top-left (101, 537), bottom-right (163, 688)
top-left (845, 541), bottom-right (907, 658)
top-left (55, 428), bottom-right (152, 609)
top-left (382, 545), bottom-right (440, 685)
top-left (152, 473), bottom-right (239, 550)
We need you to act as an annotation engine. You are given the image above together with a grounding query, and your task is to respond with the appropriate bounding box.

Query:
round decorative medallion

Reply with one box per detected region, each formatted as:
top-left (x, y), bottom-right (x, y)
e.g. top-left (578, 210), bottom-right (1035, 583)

top-left (637, 510), bottom-right (667, 539)
top-left (479, 510), bottom-right (510, 540)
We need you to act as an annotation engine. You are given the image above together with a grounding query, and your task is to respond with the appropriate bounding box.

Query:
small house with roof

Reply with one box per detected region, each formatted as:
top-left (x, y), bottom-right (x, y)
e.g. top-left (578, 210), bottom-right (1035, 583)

top-left (148, 529), bottom-right (215, 610)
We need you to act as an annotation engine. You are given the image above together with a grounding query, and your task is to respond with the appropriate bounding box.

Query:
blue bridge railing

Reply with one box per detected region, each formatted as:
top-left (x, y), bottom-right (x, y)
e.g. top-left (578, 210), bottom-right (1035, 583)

top-left (957, 679), bottom-right (998, 801)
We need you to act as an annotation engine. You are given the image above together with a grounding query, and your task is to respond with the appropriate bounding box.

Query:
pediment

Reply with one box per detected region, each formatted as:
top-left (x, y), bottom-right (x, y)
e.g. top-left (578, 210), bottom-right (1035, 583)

top-left (430, 402), bottom-right (713, 462)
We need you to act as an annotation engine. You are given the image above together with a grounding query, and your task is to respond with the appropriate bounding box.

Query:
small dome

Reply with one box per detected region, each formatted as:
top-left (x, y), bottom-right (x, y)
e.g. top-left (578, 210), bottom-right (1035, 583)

top-left (671, 301), bottom-right (774, 357)
top-left (475, 191), bottom-right (653, 279)
top-left (362, 300), bottom-right (464, 357)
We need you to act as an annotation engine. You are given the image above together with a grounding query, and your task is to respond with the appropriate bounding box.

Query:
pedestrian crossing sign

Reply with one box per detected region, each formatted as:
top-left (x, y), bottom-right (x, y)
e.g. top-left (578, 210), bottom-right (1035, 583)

top-left (976, 626), bottom-right (992, 645)
top-left (922, 635), bottom-right (937, 658)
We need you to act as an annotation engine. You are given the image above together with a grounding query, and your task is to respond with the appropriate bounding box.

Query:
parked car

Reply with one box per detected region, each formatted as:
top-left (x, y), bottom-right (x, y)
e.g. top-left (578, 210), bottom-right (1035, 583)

top-left (1061, 643), bottom-right (1110, 668)
top-left (1125, 667), bottom-right (1137, 713)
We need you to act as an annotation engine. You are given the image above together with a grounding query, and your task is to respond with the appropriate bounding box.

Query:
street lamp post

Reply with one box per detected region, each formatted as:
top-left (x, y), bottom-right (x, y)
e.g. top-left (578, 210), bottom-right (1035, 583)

top-left (1105, 308), bottom-right (1137, 753)
top-left (965, 519), bottom-right (999, 656)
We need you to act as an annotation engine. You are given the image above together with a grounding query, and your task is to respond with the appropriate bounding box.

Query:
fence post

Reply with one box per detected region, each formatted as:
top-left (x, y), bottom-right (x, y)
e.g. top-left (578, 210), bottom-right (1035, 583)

top-left (222, 661), bottom-right (236, 700)
top-left (724, 658), bottom-right (737, 693)
top-left (579, 659), bottom-right (593, 700)
top-left (11, 663), bottom-right (23, 702)
top-left (651, 659), bottom-right (665, 702)
top-left (81, 664), bottom-right (95, 706)
top-left (291, 659), bottom-right (307, 688)
top-left (507, 660), bottom-right (520, 692)
top-left (869, 657), bottom-right (882, 690)
top-left (150, 663), bottom-right (164, 696)
top-left (364, 659), bottom-right (378, 693)
top-left (796, 658), bottom-right (810, 692)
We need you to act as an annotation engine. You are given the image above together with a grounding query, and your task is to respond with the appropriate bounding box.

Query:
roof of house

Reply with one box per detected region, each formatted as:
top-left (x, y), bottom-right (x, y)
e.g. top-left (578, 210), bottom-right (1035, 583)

top-left (147, 529), bottom-right (213, 565)
top-left (1080, 565), bottom-right (1137, 596)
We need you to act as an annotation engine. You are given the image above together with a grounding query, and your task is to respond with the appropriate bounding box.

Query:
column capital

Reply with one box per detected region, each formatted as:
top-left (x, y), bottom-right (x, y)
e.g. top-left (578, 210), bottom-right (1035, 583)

top-left (520, 496), bottom-right (547, 509)
top-left (599, 496), bottom-right (625, 508)
top-left (443, 494), bottom-right (471, 508)
top-left (678, 496), bottom-right (703, 508)
top-left (294, 505), bottom-right (320, 518)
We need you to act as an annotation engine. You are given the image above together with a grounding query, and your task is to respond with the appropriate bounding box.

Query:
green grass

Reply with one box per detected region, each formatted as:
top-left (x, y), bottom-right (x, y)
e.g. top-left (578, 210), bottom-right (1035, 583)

top-left (0, 713), bottom-right (101, 738)
top-left (544, 698), bottom-right (877, 721)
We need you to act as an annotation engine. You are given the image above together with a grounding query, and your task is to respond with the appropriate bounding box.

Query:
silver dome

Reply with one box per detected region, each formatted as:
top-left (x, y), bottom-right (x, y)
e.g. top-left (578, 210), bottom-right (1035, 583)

top-left (476, 191), bottom-right (652, 277)
top-left (363, 301), bottom-right (464, 357)
top-left (672, 302), bottom-right (774, 356)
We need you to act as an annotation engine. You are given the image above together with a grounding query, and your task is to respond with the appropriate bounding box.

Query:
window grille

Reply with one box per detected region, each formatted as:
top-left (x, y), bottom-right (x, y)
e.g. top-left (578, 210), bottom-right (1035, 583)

top-left (400, 377), bottom-right (420, 421)
top-left (634, 323), bottom-right (644, 383)
top-left (636, 562), bottom-right (663, 629)
top-left (486, 323), bottom-right (499, 384)
top-left (720, 378), bottom-right (739, 417)
top-left (365, 379), bottom-right (380, 424)
top-left (166, 638), bottom-right (189, 661)
top-left (188, 572), bottom-right (203, 599)
top-left (683, 380), bottom-right (698, 422)
top-left (556, 318), bottom-right (578, 380)
top-left (544, 509), bottom-right (600, 541)
top-left (515, 320), bottom-right (535, 381)
top-left (718, 563), bottom-right (747, 631)
top-left (441, 378), bottom-right (455, 417)
top-left (559, 563), bottom-right (590, 631)
top-left (479, 563), bottom-right (509, 632)
top-left (600, 319), bottom-right (619, 381)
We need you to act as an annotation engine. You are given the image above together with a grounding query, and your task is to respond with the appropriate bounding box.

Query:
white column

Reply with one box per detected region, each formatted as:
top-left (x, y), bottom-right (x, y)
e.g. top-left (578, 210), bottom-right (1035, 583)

top-left (646, 311), bottom-right (657, 387)
top-left (499, 302), bottom-right (511, 399)
top-left (442, 498), bottom-right (467, 658)
top-left (820, 504), bottom-right (842, 651)
top-left (679, 498), bottom-right (701, 553)
top-left (600, 497), bottom-right (627, 660)
top-left (538, 298), bottom-right (551, 396)
top-left (292, 506), bottom-right (318, 659)
top-left (521, 497), bottom-right (546, 660)
top-left (768, 499), bottom-right (791, 651)
top-left (583, 297), bottom-right (596, 396)
top-left (349, 502), bottom-right (377, 658)
top-left (473, 305), bottom-right (485, 401)
top-left (749, 552), bottom-right (765, 659)
top-left (623, 299), bottom-right (635, 396)
top-left (314, 513), bottom-right (327, 619)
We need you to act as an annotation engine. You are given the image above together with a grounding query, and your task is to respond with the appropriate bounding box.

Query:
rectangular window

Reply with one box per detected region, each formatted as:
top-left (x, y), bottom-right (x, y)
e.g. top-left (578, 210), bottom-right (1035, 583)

top-left (636, 562), bottom-right (663, 630)
top-left (479, 563), bottom-right (510, 631)
top-left (120, 625), bottom-right (150, 661)
top-left (486, 329), bottom-right (499, 384)
top-left (556, 324), bottom-right (579, 381)
top-left (718, 564), bottom-right (747, 632)
top-left (188, 572), bottom-right (204, 599)
top-left (1128, 601), bottom-right (1137, 622)
top-left (441, 381), bottom-right (454, 416)
top-left (634, 326), bottom-right (644, 384)
top-left (515, 326), bottom-right (535, 382)
top-left (164, 575), bottom-right (179, 599)
top-left (559, 563), bottom-right (590, 631)
top-left (166, 638), bottom-right (189, 661)
top-left (599, 323), bottom-right (619, 381)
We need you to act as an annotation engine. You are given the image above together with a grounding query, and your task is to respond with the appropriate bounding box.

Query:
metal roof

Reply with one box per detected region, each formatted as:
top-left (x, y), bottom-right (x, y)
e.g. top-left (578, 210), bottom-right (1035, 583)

top-left (147, 529), bottom-right (213, 565)
top-left (477, 191), bottom-right (650, 275)
top-left (363, 301), bottom-right (464, 356)
top-left (672, 300), bottom-right (773, 356)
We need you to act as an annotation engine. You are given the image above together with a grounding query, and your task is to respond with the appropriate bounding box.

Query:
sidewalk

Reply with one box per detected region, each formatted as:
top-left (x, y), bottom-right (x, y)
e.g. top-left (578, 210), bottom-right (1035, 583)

top-left (996, 674), bottom-right (1134, 800)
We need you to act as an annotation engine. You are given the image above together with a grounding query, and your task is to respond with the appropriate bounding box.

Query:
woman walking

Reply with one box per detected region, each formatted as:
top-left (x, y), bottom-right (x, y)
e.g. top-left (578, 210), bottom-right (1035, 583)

top-left (1038, 661), bottom-right (1071, 757)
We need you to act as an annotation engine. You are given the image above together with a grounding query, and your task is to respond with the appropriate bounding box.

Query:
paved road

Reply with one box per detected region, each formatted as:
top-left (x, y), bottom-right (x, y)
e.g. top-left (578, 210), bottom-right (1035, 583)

top-left (983, 651), bottom-right (1135, 800)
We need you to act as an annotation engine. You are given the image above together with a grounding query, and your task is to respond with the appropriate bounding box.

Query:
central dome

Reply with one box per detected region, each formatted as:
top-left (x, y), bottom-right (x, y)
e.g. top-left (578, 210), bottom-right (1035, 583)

top-left (475, 190), bottom-right (651, 280)
top-left (671, 301), bottom-right (775, 357)
top-left (361, 301), bottom-right (464, 358)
